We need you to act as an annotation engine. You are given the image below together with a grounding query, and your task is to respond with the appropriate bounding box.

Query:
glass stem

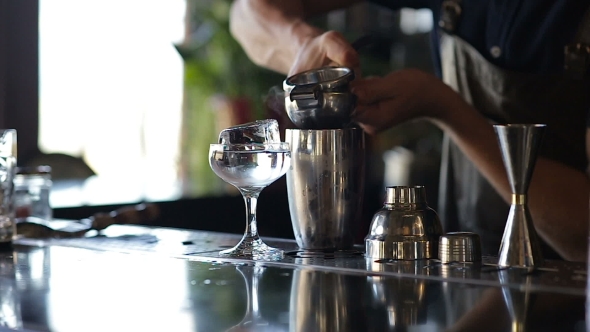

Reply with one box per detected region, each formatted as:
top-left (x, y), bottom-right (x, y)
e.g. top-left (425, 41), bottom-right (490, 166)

top-left (240, 190), bottom-right (261, 241)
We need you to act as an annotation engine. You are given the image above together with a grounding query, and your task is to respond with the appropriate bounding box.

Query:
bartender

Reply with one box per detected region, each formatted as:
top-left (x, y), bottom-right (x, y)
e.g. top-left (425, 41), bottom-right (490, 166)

top-left (229, 0), bottom-right (590, 261)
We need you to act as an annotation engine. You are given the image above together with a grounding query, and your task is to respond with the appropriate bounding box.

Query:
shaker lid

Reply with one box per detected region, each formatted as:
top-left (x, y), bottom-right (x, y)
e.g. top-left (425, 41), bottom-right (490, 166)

top-left (284, 66), bottom-right (354, 90)
top-left (385, 186), bottom-right (426, 205)
top-left (365, 185), bottom-right (439, 260)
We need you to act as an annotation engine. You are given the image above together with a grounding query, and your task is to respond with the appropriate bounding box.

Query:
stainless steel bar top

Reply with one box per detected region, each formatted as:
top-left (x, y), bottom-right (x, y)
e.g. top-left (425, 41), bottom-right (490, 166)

top-left (3, 224), bottom-right (588, 332)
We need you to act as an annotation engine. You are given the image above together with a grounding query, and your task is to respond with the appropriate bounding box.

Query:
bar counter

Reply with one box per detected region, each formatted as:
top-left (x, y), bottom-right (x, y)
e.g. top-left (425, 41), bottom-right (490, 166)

top-left (1, 224), bottom-right (587, 332)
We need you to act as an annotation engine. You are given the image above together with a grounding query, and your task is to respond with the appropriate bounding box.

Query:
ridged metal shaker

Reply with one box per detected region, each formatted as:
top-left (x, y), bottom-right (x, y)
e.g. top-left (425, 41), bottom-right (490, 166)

top-left (365, 186), bottom-right (443, 260)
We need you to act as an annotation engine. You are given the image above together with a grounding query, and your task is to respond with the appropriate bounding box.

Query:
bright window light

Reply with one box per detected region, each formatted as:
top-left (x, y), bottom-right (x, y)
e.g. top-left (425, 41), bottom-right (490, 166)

top-left (399, 8), bottom-right (433, 35)
top-left (39, 0), bottom-right (186, 200)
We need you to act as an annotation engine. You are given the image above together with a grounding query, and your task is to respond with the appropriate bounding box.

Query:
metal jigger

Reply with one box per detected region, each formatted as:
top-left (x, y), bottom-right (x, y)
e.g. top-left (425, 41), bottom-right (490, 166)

top-left (494, 124), bottom-right (546, 268)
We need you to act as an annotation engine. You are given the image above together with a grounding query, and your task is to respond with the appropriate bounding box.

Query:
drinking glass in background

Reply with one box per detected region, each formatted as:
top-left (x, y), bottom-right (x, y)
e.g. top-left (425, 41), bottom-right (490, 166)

top-left (0, 130), bottom-right (17, 246)
top-left (14, 165), bottom-right (53, 224)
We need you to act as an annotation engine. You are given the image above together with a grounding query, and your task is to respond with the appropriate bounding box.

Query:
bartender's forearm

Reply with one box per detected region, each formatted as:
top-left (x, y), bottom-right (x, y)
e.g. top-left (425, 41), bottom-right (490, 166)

top-left (433, 92), bottom-right (589, 262)
top-left (529, 157), bottom-right (589, 261)
top-left (229, 0), bottom-right (360, 74)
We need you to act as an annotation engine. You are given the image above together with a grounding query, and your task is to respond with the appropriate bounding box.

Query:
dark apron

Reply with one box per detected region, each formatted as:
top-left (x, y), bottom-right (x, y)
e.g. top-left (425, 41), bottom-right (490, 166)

top-left (437, 2), bottom-right (590, 258)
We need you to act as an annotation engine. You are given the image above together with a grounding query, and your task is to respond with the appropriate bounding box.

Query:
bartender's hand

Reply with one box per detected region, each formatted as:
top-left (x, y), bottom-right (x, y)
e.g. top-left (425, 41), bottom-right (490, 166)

top-left (350, 68), bottom-right (457, 134)
top-left (229, 0), bottom-right (362, 75)
top-left (289, 30), bottom-right (360, 76)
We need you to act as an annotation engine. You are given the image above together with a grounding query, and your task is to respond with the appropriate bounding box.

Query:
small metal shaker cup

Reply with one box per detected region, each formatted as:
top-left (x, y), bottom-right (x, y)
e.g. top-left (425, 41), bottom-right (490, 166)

top-left (285, 128), bottom-right (365, 250)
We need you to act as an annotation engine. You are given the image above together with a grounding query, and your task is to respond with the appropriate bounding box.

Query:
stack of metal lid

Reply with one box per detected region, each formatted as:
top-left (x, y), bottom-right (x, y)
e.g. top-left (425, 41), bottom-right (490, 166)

top-left (438, 232), bottom-right (482, 263)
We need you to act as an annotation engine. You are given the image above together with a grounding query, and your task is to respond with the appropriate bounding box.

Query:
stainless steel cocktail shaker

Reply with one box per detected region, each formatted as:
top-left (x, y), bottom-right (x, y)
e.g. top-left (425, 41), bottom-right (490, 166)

top-left (285, 128), bottom-right (365, 250)
top-left (365, 186), bottom-right (443, 260)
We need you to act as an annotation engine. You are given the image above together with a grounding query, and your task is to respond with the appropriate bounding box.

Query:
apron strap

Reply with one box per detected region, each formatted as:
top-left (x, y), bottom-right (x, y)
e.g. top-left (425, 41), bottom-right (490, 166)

top-left (565, 5), bottom-right (590, 79)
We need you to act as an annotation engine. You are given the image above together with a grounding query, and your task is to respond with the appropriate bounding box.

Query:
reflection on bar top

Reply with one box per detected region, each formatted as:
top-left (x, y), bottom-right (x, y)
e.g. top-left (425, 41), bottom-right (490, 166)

top-left (7, 225), bottom-right (588, 332)
top-left (16, 224), bottom-right (588, 297)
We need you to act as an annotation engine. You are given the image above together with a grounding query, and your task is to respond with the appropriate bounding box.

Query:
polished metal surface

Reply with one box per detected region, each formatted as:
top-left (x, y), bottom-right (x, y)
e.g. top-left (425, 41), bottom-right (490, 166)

top-left (283, 67), bottom-right (356, 129)
top-left (495, 124), bottom-right (546, 195)
top-left (365, 186), bottom-right (443, 260)
top-left (285, 128), bottom-right (365, 250)
top-left (494, 124), bottom-right (546, 268)
top-left (366, 259), bottom-right (430, 328)
top-left (290, 269), bottom-right (365, 332)
top-left (499, 269), bottom-right (533, 332)
top-left (439, 232), bottom-right (482, 263)
top-left (5, 225), bottom-right (588, 332)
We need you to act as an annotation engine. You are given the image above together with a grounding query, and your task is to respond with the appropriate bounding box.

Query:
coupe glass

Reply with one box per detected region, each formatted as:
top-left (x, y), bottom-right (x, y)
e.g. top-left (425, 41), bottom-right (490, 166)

top-left (209, 142), bottom-right (291, 260)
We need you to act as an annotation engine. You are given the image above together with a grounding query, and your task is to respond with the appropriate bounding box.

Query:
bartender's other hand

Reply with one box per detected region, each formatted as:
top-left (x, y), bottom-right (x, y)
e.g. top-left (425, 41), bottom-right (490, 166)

top-left (289, 30), bottom-right (360, 76)
top-left (351, 69), bottom-right (453, 134)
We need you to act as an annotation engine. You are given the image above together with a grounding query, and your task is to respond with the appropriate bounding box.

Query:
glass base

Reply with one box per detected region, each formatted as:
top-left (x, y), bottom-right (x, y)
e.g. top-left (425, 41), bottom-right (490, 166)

top-left (220, 235), bottom-right (284, 261)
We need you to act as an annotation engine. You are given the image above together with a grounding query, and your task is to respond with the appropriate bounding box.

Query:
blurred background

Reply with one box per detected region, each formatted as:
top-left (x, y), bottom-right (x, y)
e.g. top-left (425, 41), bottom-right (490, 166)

top-left (6, 0), bottom-right (442, 241)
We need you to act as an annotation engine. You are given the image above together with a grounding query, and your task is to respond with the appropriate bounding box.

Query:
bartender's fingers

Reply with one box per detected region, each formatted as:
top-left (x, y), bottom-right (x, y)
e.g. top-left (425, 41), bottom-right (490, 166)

top-left (350, 75), bottom-right (380, 92)
top-left (352, 97), bottom-right (414, 135)
top-left (350, 76), bottom-right (392, 105)
top-left (352, 103), bottom-right (391, 135)
top-left (289, 30), bottom-right (359, 76)
top-left (322, 31), bottom-right (360, 72)
top-left (350, 76), bottom-right (380, 117)
top-left (325, 31), bottom-right (359, 65)
top-left (353, 69), bottom-right (443, 106)
top-left (353, 69), bottom-right (455, 134)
